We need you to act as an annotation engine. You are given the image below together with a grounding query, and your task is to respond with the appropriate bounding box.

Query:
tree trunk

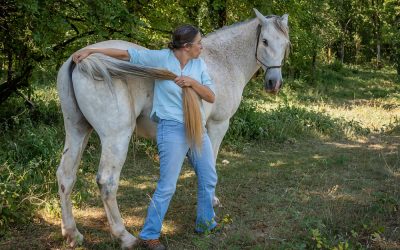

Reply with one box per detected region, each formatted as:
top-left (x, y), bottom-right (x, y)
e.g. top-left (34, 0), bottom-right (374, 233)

top-left (7, 51), bottom-right (12, 82)
top-left (327, 47), bottom-right (332, 63)
top-left (396, 51), bottom-right (400, 76)
top-left (340, 41), bottom-right (345, 63)
top-left (210, 0), bottom-right (227, 29)
top-left (217, 4), bottom-right (227, 28)
top-left (376, 42), bottom-right (381, 68)
top-left (311, 50), bottom-right (317, 84)
top-left (371, 0), bottom-right (383, 68)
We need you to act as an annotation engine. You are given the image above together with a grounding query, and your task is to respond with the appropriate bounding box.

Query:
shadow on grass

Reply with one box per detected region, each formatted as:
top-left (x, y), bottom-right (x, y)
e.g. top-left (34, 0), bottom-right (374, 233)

top-left (213, 137), bottom-right (399, 249)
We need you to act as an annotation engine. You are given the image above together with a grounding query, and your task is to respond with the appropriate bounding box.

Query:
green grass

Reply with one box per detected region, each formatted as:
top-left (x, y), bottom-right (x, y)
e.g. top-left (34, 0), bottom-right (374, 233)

top-left (0, 65), bottom-right (399, 249)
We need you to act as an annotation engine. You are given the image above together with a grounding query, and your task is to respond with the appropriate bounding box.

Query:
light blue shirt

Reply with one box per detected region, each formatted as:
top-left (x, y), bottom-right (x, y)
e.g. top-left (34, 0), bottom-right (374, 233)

top-left (127, 48), bottom-right (215, 124)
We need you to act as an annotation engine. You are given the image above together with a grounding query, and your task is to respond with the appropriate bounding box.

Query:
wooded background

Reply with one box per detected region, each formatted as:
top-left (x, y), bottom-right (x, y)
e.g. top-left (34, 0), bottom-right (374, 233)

top-left (1, 0), bottom-right (399, 106)
top-left (1, 2), bottom-right (400, 248)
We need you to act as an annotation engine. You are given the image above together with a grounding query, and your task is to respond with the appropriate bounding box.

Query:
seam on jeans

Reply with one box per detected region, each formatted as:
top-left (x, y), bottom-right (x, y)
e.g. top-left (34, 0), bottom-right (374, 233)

top-left (160, 122), bottom-right (164, 142)
top-left (194, 137), bottom-right (208, 228)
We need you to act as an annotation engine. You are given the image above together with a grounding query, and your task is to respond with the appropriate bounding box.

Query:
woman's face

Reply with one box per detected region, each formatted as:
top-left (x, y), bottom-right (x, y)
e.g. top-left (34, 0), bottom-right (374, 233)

top-left (187, 32), bottom-right (203, 58)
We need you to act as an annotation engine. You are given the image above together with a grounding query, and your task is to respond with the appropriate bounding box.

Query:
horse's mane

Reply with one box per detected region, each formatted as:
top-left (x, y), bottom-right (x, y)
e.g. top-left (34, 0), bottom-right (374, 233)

top-left (205, 15), bottom-right (289, 40)
top-left (204, 18), bottom-right (255, 38)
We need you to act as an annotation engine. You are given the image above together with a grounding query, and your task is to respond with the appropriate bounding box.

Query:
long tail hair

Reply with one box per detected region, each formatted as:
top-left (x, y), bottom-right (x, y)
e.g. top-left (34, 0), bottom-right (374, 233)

top-left (76, 53), bottom-right (203, 150)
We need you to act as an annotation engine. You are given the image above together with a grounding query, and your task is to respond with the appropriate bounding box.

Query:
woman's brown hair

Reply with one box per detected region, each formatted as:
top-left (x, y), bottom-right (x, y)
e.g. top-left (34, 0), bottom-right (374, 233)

top-left (168, 25), bottom-right (200, 50)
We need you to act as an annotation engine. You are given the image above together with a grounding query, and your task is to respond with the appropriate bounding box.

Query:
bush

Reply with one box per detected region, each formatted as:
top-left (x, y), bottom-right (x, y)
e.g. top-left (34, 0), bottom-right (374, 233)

top-left (328, 60), bottom-right (344, 72)
top-left (0, 88), bottom-right (63, 236)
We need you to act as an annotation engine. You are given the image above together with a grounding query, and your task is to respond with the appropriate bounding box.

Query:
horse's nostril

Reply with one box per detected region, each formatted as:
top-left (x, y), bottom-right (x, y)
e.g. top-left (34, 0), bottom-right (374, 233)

top-left (268, 80), bottom-right (273, 86)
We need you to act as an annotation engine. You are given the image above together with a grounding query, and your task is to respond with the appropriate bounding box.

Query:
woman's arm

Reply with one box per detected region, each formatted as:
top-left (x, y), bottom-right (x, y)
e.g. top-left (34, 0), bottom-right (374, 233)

top-left (72, 48), bottom-right (130, 63)
top-left (175, 76), bottom-right (215, 103)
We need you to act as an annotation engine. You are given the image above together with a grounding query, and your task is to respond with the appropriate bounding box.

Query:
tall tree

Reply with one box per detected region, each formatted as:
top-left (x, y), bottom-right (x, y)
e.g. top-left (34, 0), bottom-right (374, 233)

top-left (383, 0), bottom-right (400, 75)
top-left (0, 0), bottom-right (140, 105)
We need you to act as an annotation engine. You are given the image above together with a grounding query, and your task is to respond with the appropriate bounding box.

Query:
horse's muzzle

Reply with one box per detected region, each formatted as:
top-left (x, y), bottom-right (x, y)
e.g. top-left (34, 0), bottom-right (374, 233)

top-left (264, 79), bottom-right (282, 94)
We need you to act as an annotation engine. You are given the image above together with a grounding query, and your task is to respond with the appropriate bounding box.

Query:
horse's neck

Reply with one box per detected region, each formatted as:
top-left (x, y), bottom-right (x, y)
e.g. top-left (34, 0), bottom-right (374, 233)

top-left (203, 18), bottom-right (260, 87)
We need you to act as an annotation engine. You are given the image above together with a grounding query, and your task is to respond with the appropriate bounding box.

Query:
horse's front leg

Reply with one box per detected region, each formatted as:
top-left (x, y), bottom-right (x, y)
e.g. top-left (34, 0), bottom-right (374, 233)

top-left (206, 119), bottom-right (230, 207)
top-left (97, 131), bottom-right (138, 249)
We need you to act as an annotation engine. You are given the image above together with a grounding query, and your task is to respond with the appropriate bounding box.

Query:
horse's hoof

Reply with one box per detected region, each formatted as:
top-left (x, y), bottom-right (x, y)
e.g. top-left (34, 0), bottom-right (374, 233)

top-left (213, 196), bottom-right (222, 207)
top-left (64, 230), bottom-right (84, 247)
top-left (120, 232), bottom-right (139, 249)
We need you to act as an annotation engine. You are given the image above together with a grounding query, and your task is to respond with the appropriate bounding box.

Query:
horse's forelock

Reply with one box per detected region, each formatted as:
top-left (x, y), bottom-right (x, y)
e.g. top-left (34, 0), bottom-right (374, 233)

top-left (266, 16), bottom-right (289, 39)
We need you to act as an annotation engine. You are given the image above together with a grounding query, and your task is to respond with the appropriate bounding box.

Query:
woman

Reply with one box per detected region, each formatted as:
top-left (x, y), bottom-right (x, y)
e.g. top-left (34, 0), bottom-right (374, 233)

top-left (73, 25), bottom-right (218, 250)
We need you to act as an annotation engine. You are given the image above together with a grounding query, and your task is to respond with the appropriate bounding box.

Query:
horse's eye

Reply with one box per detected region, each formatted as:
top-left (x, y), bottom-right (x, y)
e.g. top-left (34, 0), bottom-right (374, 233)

top-left (263, 39), bottom-right (268, 46)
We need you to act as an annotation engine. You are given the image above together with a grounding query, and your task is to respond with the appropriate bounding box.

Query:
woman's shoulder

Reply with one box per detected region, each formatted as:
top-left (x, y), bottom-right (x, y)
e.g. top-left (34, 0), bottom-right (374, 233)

top-left (192, 58), bottom-right (208, 71)
top-left (128, 47), bottom-right (171, 67)
top-left (129, 47), bottom-right (170, 55)
top-left (191, 57), bottom-right (206, 66)
top-left (159, 48), bottom-right (171, 55)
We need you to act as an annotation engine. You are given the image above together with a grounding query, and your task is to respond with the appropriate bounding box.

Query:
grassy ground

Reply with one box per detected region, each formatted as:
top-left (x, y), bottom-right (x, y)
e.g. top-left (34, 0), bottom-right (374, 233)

top-left (0, 65), bottom-right (399, 249)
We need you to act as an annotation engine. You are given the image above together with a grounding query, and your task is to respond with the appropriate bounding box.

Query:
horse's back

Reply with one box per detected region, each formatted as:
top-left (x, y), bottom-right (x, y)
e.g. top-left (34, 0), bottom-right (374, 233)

top-left (84, 40), bottom-right (145, 51)
top-left (59, 40), bottom-right (155, 139)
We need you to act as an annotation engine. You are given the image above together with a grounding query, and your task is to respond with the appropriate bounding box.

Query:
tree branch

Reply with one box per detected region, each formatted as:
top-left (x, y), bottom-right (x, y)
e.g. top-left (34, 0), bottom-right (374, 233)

top-left (52, 30), bottom-right (96, 52)
top-left (15, 90), bottom-right (35, 109)
top-left (0, 65), bottom-right (34, 105)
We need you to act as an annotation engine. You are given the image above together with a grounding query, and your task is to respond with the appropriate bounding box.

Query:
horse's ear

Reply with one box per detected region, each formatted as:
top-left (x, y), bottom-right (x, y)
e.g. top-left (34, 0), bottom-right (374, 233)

top-left (281, 14), bottom-right (289, 27)
top-left (253, 8), bottom-right (268, 25)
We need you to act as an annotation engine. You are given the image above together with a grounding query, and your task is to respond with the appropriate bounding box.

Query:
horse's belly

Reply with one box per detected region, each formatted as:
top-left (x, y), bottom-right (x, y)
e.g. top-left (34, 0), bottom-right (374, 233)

top-left (135, 114), bottom-right (157, 139)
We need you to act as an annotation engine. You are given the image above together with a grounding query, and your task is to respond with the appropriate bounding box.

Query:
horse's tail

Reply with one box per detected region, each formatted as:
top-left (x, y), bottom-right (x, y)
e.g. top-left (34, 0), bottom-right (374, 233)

top-left (57, 57), bottom-right (92, 131)
top-left (77, 53), bottom-right (203, 150)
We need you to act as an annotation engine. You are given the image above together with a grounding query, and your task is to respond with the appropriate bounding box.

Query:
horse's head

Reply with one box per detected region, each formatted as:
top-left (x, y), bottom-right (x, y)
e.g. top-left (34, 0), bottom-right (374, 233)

top-left (254, 9), bottom-right (290, 94)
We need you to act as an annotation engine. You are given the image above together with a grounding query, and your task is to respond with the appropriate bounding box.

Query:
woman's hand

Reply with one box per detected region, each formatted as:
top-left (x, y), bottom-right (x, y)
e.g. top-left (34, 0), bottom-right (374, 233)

top-left (174, 76), bottom-right (215, 103)
top-left (72, 49), bottom-right (92, 64)
top-left (174, 76), bottom-right (195, 88)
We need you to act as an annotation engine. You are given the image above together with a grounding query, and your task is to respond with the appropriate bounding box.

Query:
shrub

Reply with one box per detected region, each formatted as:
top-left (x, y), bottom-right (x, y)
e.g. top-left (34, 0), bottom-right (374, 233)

top-left (0, 119), bottom-right (63, 235)
top-left (0, 88), bottom-right (63, 236)
top-left (328, 60), bottom-right (344, 72)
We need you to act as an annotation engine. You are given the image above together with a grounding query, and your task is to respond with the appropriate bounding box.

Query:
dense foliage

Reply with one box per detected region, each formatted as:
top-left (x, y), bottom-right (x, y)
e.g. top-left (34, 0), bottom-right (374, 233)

top-left (1, 0), bottom-right (400, 105)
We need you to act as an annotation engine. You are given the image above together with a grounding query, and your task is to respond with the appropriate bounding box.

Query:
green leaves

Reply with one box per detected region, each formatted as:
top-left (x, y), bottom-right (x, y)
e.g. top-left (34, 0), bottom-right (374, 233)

top-left (2, 0), bottom-right (400, 106)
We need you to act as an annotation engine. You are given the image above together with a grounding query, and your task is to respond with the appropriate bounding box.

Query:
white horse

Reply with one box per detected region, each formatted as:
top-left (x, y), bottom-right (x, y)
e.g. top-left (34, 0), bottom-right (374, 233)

top-left (56, 9), bottom-right (289, 248)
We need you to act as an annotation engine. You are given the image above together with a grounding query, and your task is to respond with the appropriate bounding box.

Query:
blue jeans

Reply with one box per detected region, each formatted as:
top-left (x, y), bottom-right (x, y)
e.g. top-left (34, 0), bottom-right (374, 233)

top-left (139, 120), bottom-right (218, 240)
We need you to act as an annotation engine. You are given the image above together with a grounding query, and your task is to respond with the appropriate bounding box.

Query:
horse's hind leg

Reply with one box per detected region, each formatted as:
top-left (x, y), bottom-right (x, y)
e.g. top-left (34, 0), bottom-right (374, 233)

top-left (56, 118), bottom-right (92, 247)
top-left (96, 131), bottom-right (138, 249)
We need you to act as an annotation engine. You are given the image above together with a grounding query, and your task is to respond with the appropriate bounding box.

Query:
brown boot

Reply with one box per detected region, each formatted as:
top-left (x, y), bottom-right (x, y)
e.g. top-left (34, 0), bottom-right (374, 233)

top-left (139, 238), bottom-right (166, 250)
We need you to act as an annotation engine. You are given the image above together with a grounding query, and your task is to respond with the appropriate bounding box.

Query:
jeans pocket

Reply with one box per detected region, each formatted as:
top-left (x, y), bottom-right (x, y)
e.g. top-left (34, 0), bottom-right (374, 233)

top-left (161, 121), bottom-right (186, 143)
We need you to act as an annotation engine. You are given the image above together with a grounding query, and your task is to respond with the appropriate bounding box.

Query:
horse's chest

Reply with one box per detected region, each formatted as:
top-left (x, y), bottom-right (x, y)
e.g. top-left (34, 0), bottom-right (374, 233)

top-left (211, 82), bottom-right (244, 121)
